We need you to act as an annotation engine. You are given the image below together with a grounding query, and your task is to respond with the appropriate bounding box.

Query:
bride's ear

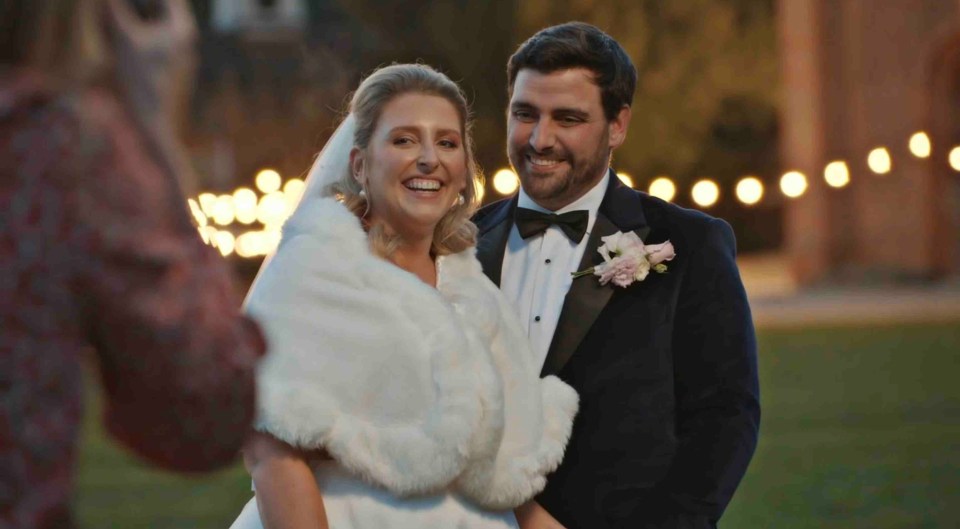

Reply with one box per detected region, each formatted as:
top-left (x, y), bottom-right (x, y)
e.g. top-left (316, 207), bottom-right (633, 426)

top-left (349, 147), bottom-right (364, 185)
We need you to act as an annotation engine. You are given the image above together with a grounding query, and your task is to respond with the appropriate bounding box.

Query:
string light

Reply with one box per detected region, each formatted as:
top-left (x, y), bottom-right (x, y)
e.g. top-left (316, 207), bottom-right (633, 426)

top-left (190, 130), bottom-right (950, 258)
top-left (211, 195), bottom-right (236, 226)
top-left (949, 147), bottom-right (960, 172)
top-left (735, 177), bottom-right (764, 206)
top-left (867, 147), bottom-right (892, 174)
top-left (648, 176), bottom-right (676, 202)
top-left (198, 225), bottom-right (218, 246)
top-left (780, 171), bottom-right (808, 198)
top-left (824, 161), bottom-right (850, 188)
top-left (235, 230), bottom-right (265, 258)
top-left (691, 179), bottom-right (720, 207)
top-left (474, 179), bottom-right (486, 203)
top-left (233, 188), bottom-right (258, 225)
top-left (214, 230), bottom-right (235, 257)
top-left (492, 168), bottom-right (520, 195)
top-left (908, 132), bottom-right (931, 158)
top-left (255, 169), bottom-right (282, 193)
top-left (198, 193), bottom-right (218, 217)
top-left (187, 198), bottom-right (208, 227)
top-left (257, 192), bottom-right (289, 227)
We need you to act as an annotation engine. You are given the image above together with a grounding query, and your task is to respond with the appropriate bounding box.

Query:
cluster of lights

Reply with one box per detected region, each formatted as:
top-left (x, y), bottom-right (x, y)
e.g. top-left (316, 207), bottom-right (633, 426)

top-left (188, 169), bottom-right (305, 258)
top-left (489, 131), bottom-right (958, 208)
top-left (192, 131), bottom-right (957, 259)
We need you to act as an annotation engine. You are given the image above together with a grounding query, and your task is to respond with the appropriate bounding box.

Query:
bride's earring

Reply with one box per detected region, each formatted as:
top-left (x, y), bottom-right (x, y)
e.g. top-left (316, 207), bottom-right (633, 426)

top-left (457, 193), bottom-right (465, 206)
top-left (355, 171), bottom-right (367, 197)
top-left (355, 173), bottom-right (372, 219)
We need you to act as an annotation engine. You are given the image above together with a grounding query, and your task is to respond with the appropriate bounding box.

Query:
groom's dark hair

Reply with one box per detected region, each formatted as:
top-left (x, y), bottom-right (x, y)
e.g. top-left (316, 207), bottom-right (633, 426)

top-left (507, 22), bottom-right (637, 121)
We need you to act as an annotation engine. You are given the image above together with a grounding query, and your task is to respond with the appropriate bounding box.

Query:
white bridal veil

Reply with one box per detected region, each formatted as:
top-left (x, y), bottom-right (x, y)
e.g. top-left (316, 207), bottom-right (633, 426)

top-left (290, 114), bottom-right (357, 218)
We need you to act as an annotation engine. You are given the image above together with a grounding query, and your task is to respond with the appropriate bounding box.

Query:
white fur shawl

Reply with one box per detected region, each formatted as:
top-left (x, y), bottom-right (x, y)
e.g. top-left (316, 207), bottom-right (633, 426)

top-left (244, 198), bottom-right (578, 509)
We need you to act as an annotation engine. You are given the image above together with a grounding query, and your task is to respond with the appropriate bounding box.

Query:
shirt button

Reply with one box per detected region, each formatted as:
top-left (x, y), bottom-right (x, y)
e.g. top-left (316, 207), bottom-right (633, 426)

top-left (545, 259), bottom-right (552, 264)
top-left (534, 316), bottom-right (541, 322)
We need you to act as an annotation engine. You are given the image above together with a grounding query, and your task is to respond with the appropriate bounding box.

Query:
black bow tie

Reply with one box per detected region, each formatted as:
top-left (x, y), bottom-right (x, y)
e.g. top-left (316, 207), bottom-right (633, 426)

top-left (515, 207), bottom-right (589, 243)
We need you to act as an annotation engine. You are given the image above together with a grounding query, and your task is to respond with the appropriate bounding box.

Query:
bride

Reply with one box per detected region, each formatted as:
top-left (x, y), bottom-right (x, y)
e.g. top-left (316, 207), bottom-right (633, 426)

top-left (229, 63), bottom-right (577, 529)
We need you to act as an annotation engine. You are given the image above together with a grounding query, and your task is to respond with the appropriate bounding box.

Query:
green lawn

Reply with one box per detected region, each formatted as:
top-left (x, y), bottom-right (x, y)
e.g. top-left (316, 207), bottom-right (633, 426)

top-left (74, 322), bottom-right (960, 528)
top-left (722, 322), bottom-right (960, 528)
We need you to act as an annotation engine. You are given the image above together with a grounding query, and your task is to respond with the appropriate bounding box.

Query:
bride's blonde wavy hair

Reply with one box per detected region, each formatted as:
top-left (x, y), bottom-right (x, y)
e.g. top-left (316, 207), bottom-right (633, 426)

top-left (327, 63), bottom-right (482, 258)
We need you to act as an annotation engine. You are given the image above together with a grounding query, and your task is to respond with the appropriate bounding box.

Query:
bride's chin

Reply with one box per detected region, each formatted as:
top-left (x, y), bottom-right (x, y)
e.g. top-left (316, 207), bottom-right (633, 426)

top-left (381, 217), bottom-right (442, 241)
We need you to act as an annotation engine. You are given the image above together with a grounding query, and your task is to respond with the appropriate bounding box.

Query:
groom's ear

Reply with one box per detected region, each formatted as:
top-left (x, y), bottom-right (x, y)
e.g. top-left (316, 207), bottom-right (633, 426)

top-left (349, 147), bottom-right (364, 183)
top-left (608, 105), bottom-right (632, 149)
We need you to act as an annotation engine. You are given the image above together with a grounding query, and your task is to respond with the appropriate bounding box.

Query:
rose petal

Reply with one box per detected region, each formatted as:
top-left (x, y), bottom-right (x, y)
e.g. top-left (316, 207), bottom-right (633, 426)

top-left (617, 231), bottom-right (645, 253)
top-left (645, 240), bottom-right (676, 265)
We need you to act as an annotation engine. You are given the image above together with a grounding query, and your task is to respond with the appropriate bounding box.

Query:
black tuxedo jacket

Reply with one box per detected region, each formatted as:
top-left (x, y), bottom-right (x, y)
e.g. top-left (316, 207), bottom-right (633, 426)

top-left (474, 173), bottom-right (760, 529)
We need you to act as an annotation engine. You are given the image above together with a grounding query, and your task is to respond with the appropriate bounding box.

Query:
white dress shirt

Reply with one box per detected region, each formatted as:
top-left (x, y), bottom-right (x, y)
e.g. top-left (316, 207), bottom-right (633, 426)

top-left (501, 171), bottom-right (610, 369)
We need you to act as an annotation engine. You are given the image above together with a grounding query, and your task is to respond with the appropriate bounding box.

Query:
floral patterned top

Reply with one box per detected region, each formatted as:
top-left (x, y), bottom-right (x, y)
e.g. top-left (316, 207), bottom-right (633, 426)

top-left (0, 72), bottom-right (265, 529)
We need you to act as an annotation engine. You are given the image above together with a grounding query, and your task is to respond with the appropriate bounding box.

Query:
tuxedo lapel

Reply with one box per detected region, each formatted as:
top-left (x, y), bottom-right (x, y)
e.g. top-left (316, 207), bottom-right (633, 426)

top-left (540, 172), bottom-right (650, 377)
top-left (541, 212), bottom-right (617, 376)
top-left (475, 197), bottom-right (516, 287)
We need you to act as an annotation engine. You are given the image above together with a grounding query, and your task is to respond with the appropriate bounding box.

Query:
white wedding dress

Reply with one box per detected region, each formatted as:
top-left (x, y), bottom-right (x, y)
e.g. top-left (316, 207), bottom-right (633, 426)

top-left (230, 460), bottom-right (518, 529)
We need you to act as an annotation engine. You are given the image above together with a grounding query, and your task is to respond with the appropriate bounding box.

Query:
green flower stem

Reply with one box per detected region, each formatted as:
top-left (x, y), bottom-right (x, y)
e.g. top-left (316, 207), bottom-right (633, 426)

top-left (571, 267), bottom-right (595, 279)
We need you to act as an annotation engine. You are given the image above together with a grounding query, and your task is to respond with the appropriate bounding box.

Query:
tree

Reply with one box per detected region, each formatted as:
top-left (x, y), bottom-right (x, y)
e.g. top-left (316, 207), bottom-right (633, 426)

top-left (518, 0), bottom-right (779, 190)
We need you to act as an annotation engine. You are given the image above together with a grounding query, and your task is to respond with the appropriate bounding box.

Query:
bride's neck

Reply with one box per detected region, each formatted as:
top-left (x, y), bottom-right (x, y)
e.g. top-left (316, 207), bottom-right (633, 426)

top-left (390, 239), bottom-right (436, 287)
top-left (368, 220), bottom-right (436, 286)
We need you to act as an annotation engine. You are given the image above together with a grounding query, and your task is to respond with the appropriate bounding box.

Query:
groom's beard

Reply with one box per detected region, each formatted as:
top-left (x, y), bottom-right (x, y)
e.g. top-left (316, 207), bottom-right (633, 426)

top-left (508, 132), bottom-right (611, 209)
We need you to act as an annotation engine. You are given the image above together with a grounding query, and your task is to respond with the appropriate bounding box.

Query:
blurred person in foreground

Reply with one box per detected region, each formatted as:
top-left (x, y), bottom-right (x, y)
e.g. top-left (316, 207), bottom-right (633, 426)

top-left (0, 0), bottom-right (265, 527)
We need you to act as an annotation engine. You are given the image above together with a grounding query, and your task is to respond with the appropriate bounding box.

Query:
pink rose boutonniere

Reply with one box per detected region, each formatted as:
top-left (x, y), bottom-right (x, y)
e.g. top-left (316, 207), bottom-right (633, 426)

top-left (572, 231), bottom-right (676, 288)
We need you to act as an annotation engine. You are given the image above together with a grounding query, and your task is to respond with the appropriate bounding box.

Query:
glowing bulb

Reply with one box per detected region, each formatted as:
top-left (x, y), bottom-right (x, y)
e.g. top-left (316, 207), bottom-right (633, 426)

top-left (211, 194), bottom-right (236, 226)
top-left (691, 179), bottom-right (720, 208)
top-left (198, 192), bottom-right (217, 217)
top-left (235, 231), bottom-right (263, 258)
top-left (824, 161), bottom-right (850, 188)
top-left (616, 172), bottom-right (634, 188)
top-left (214, 230), bottom-right (235, 257)
top-left (257, 192), bottom-right (289, 227)
top-left (648, 177), bottom-right (676, 202)
top-left (909, 132), bottom-right (931, 158)
top-left (867, 147), bottom-right (892, 174)
top-left (255, 169), bottom-right (282, 193)
top-left (233, 187), bottom-right (258, 225)
top-left (187, 198), bottom-right (208, 227)
top-left (780, 171), bottom-right (808, 198)
top-left (949, 147), bottom-right (960, 171)
top-left (474, 180), bottom-right (486, 203)
top-left (735, 177), bottom-right (764, 206)
top-left (492, 168), bottom-right (520, 195)
top-left (199, 226), bottom-right (218, 246)
top-left (283, 178), bottom-right (306, 205)
top-left (263, 229), bottom-right (282, 255)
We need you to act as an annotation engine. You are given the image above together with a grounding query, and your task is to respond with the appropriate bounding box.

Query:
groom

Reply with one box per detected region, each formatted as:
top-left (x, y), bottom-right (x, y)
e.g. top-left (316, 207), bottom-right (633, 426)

top-left (475, 23), bottom-right (760, 529)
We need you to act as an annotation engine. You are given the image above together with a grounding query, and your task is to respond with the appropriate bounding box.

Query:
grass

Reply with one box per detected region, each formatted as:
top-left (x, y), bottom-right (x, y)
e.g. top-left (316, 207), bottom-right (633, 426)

top-left (73, 322), bottom-right (960, 528)
top-left (74, 390), bottom-right (253, 529)
top-left (722, 322), bottom-right (960, 528)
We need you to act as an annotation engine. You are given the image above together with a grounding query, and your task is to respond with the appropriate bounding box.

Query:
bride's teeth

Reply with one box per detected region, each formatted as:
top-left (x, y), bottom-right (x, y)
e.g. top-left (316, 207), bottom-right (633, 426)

top-left (405, 178), bottom-right (441, 191)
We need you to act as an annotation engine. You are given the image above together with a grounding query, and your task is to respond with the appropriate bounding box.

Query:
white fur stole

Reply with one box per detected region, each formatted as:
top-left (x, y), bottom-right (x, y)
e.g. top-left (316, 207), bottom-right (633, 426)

top-left (244, 197), bottom-right (577, 509)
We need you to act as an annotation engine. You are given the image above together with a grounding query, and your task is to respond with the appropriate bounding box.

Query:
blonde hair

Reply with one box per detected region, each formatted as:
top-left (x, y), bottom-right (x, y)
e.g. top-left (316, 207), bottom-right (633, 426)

top-left (0, 0), bottom-right (108, 88)
top-left (327, 63), bottom-right (482, 258)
